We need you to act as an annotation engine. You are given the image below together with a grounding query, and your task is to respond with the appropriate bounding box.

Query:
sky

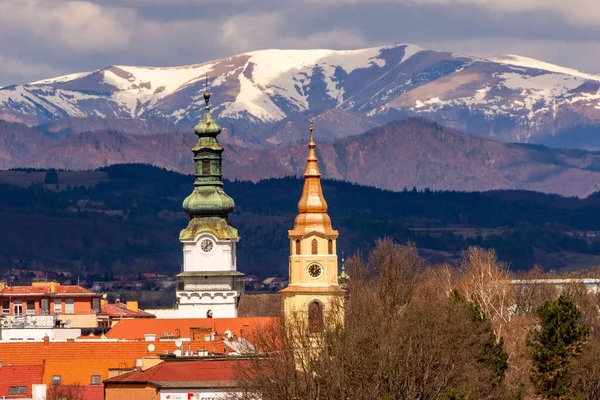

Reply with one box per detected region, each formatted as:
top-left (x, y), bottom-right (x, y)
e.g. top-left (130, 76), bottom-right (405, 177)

top-left (1, 0), bottom-right (600, 87)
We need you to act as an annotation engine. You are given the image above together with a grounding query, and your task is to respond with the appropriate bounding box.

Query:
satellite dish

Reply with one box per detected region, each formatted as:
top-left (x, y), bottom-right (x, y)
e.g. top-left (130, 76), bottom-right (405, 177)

top-left (147, 344), bottom-right (155, 352)
top-left (173, 349), bottom-right (182, 357)
top-left (175, 338), bottom-right (183, 347)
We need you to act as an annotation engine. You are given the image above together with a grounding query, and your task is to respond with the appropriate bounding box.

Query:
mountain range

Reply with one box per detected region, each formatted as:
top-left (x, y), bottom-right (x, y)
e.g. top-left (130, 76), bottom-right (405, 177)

top-left (4, 118), bottom-right (600, 197)
top-left (2, 43), bottom-right (600, 148)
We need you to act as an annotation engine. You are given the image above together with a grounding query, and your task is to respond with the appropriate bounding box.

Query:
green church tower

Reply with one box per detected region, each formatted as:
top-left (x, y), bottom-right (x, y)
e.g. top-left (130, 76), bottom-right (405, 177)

top-left (180, 91), bottom-right (238, 241)
top-left (171, 91), bottom-right (244, 319)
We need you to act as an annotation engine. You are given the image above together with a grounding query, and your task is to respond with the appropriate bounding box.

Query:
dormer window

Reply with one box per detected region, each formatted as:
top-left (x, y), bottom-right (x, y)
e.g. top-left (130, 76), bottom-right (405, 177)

top-left (8, 387), bottom-right (26, 395)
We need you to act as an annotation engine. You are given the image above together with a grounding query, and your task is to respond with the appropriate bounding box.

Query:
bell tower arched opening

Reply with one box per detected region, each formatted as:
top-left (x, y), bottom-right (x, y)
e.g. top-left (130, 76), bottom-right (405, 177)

top-left (308, 300), bottom-right (324, 333)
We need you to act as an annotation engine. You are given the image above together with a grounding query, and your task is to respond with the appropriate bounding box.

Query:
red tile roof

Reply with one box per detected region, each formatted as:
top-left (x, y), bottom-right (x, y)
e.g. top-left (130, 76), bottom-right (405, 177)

top-left (0, 285), bottom-right (96, 296)
top-left (105, 317), bottom-right (276, 340)
top-left (0, 340), bottom-right (229, 367)
top-left (0, 364), bottom-right (43, 398)
top-left (101, 303), bottom-right (156, 318)
top-left (105, 359), bottom-right (239, 388)
top-left (42, 359), bottom-right (132, 386)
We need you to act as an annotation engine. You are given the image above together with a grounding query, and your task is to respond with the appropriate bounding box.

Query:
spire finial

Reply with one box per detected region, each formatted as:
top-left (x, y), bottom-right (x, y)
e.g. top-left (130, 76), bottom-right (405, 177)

top-left (203, 75), bottom-right (210, 109)
top-left (339, 250), bottom-right (349, 289)
top-left (309, 120), bottom-right (314, 143)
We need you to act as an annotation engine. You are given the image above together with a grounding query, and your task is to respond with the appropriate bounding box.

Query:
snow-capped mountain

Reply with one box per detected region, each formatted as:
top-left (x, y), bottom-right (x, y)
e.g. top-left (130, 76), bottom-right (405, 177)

top-left (2, 43), bottom-right (600, 146)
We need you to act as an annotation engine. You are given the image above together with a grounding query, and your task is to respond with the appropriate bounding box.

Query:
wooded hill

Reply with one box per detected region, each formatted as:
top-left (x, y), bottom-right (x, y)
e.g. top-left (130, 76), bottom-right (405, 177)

top-left (2, 164), bottom-right (600, 280)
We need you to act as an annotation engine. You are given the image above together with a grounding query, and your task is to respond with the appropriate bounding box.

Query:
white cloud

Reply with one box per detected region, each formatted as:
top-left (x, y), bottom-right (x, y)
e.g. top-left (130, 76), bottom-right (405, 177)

top-left (220, 12), bottom-right (368, 54)
top-left (0, 55), bottom-right (63, 88)
top-left (302, 0), bottom-right (600, 25)
top-left (0, 0), bottom-right (136, 52)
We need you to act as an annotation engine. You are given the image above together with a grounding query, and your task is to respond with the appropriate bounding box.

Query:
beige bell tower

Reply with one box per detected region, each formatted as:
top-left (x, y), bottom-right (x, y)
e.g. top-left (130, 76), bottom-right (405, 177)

top-left (280, 121), bottom-right (345, 332)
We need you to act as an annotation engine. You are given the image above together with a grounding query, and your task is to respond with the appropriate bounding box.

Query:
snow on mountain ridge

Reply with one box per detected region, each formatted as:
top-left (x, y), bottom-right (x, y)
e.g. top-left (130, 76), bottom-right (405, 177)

top-left (31, 71), bottom-right (95, 85)
top-left (102, 63), bottom-right (218, 118)
top-left (219, 44), bottom-right (422, 121)
top-left (4, 43), bottom-right (600, 144)
top-left (484, 54), bottom-right (600, 82)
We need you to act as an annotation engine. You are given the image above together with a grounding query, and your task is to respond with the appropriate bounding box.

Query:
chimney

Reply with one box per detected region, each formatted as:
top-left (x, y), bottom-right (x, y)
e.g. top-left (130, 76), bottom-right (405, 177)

top-left (43, 336), bottom-right (49, 346)
top-left (101, 299), bottom-right (108, 306)
top-left (126, 301), bottom-right (138, 312)
top-left (115, 298), bottom-right (120, 305)
top-left (0, 281), bottom-right (5, 291)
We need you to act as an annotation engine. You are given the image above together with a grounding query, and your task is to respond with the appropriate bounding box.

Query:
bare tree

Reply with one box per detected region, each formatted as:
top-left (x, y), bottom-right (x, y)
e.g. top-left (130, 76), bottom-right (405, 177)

top-left (512, 265), bottom-right (558, 317)
top-left (571, 336), bottom-right (600, 399)
top-left (234, 241), bottom-right (508, 400)
top-left (46, 384), bottom-right (85, 400)
top-left (457, 247), bottom-right (513, 339)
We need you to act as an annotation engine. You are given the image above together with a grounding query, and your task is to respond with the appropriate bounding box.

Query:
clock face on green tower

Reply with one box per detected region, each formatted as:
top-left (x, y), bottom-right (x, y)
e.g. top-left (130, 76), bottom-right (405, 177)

top-left (307, 263), bottom-right (323, 278)
top-left (200, 239), bottom-right (214, 252)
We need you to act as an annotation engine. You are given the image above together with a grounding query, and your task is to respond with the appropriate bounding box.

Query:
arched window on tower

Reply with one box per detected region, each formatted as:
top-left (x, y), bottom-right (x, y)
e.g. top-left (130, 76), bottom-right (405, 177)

top-left (308, 301), bottom-right (323, 334)
top-left (295, 240), bottom-right (301, 255)
top-left (202, 160), bottom-right (210, 175)
top-left (328, 239), bottom-right (333, 254)
top-left (311, 239), bottom-right (318, 255)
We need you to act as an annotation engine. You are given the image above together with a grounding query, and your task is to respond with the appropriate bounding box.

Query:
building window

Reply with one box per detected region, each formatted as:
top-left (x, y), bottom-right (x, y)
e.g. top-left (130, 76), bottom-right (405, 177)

top-left (26, 300), bottom-right (35, 315)
top-left (311, 239), bottom-right (318, 255)
top-left (308, 301), bottom-right (323, 334)
top-left (13, 300), bottom-right (22, 316)
top-left (92, 298), bottom-right (100, 314)
top-left (91, 375), bottom-right (101, 385)
top-left (65, 299), bottom-right (74, 314)
top-left (202, 159), bottom-right (210, 175)
top-left (8, 386), bottom-right (26, 395)
top-left (54, 299), bottom-right (62, 314)
top-left (1, 300), bottom-right (9, 314)
top-left (52, 375), bottom-right (61, 386)
top-left (295, 239), bottom-right (301, 255)
top-left (41, 298), bottom-right (49, 315)
top-left (328, 239), bottom-right (333, 254)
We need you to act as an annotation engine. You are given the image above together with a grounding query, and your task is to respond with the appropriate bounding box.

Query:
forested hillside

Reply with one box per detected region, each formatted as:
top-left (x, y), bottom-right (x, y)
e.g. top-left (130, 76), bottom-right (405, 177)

top-left (2, 164), bottom-right (600, 280)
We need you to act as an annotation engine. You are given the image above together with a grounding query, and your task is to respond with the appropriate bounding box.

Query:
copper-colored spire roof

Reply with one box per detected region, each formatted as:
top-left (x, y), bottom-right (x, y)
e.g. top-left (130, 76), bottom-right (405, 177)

top-left (288, 121), bottom-right (338, 238)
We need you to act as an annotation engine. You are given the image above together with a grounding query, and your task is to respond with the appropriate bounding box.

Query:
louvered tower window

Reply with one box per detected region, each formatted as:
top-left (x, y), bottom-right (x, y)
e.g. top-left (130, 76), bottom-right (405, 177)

top-left (202, 160), bottom-right (210, 175)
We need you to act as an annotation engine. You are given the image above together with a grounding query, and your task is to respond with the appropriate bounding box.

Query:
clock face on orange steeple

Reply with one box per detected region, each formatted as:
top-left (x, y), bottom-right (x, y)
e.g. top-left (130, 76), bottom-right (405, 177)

top-left (307, 263), bottom-right (323, 278)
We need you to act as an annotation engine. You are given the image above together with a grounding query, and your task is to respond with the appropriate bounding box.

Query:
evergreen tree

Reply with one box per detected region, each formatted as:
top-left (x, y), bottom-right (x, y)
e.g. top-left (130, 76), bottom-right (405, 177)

top-left (44, 169), bottom-right (59, 184)
top-left (527, 295), bottom-right (588, 399)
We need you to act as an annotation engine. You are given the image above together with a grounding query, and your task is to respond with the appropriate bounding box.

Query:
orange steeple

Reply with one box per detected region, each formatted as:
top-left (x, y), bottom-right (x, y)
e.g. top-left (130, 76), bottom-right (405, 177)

top-left (288, 121), bottom-right (338, 238)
